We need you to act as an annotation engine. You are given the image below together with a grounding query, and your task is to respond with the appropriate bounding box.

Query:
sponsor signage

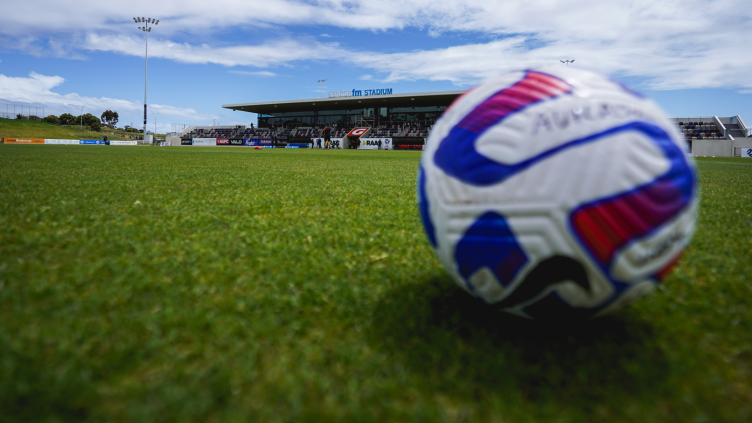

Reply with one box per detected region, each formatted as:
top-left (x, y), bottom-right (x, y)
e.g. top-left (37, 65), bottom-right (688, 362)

top-left (193, 138), bottom-right (217, 146)
top-left (80, 140), bottom-right (104, 145)
top-left (358, 138), bottom-right (390, 150)
top-left (181, 139), bottom-right (193, 145)
top-left (347, 127), bottom-right (370, 137)
top-left (229, 139), bottom-right (244, 146)
top-left (110, 141), bottom-right (138, 146)
top-left (392, 137), bottom-right (425, 145)
top-left (216, 138), bottom-right (230, 145)
top-left (394, 144), bottom-right (424, 150)
top-left (258, 138), bottom-right (272, 146)
top-left (4, 138), bottom-right (44, 144)
top-left (243, 138), bottom-right (258, 146)
top-left (44, 139), bottom-right (79, 145)
top-left (743, 148), bottom-right (752, 158)
top-left (328, 88), bottom-right (393, 98)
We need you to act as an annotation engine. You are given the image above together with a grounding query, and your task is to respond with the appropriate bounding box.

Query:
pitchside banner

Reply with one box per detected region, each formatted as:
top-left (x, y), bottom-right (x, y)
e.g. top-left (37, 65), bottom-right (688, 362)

top-left (181, 139), bottom-right (193, 145)
top-left (229, 139), bottom-right (244, 146)
top-left (80, 140), bottom-right (105, 145)
top-left (742, 148), bottom-right (752, 158)
top-left (216, 138), bottom-right (230, 145)
top-left (312, 138), bottom-right (342, 148)
top-left (4, 138), bottom-right (44, 144)
top-left (258, 138), bottom-right (272, 146)
top-left (110, 141), bottom-right (138, 146)
top-left (394, 144), bottom-right (424, 150)
top-left (244, 138), bottom-right (258, 146)
top-left (45, 139), bottom-right (79, 145)
top-left (358, 138), bottom-right (391, 150)
top-left (192, 138), bottom-right (217, 146)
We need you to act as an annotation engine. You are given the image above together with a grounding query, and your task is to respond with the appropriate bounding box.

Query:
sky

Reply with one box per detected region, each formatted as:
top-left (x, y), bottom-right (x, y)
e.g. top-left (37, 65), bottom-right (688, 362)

top-left (0, 0), bottom-right (750, 134)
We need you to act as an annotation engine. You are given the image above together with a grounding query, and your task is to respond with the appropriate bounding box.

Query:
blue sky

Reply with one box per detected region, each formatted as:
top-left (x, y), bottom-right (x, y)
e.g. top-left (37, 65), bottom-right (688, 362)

top-left (1, 0), bottom-right (751, 133)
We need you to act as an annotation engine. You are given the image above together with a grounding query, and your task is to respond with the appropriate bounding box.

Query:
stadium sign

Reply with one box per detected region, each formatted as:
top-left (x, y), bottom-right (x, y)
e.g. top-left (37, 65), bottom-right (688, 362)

top-left (328, 88), bottom-right (393, 98)
top-left (347, 127), bottom-right (370, 137)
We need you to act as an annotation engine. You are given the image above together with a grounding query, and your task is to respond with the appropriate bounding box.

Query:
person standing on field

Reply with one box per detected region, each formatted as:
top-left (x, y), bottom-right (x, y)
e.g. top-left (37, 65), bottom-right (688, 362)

top-left (324, 126), bottom-right (331, 150)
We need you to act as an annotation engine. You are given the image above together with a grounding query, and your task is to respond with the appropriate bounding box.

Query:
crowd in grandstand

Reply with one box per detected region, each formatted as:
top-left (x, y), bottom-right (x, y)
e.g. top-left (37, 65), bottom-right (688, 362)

top-left (180, 122), bottom-right (433, 140)
top-left (180, 120), bottom-right (731, 142)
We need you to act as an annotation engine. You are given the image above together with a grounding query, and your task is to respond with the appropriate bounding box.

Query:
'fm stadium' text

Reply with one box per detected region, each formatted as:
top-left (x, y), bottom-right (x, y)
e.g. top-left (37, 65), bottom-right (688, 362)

top-left (328, 88), bottom-right (393, 98)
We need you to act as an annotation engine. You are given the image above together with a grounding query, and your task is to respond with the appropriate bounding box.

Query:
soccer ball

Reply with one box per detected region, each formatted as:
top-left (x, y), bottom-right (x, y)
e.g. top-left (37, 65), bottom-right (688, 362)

top-left (418, 67), bottom-right (697, 319)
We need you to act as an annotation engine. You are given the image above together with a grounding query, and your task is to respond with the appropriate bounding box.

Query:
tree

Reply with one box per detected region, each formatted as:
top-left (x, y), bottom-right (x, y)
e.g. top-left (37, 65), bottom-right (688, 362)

top-left (101, 110), bottom-right (119, 127)
top-left (59, 113), bottom-right (75, 125)
top-left (74, 113), bottom-right (101, 127)
top-left (91, 122), bottom-right (101, 132)
top-left (44, 115), bottom-right (60, 124)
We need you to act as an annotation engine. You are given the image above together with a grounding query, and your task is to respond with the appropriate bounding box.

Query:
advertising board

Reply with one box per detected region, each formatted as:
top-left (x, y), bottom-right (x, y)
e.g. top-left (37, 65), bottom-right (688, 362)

top-left (229, 139), bottom-right (244, 146)
top-left (110, 141), bottom-right (138, 146)
top-left (44, 139), bottom-right (80, 145)
top-left (392, 137), bottom-right (424, 145)
top-left (4, 138), bottom-right (44, 144)
top-left (243, 138), bottom-right (258, 146)
top-left (216, 138), bottom-right (230, 145)
top-left (258, 138), bottom-right (272, 146)
top-left (80, 140), bottom-right (104, 145)
top-left (181, 139), bottom-right (193, 145)
top-left (193, 138), bottom-right (217, 146)
top-left (394, 144), bottom-right (424, 150)
top-left (742, 148), bottom-right (752, 158)
top-left (358, 138), bottom-right (390, 150)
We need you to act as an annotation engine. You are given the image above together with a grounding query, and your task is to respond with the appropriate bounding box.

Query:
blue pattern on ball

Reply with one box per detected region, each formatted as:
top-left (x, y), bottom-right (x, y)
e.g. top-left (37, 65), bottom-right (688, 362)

top-left (417, 165), bottom-right (437, 248)
top-left (455, 211), bottom-right (528, 292)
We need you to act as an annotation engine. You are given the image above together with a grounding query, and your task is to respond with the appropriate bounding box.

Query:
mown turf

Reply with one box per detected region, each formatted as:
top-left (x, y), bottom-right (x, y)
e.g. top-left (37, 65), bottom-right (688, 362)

top-left (0, 146), bottom-right (750, 423)
top-left (0, 118), bottom-right (132, 141)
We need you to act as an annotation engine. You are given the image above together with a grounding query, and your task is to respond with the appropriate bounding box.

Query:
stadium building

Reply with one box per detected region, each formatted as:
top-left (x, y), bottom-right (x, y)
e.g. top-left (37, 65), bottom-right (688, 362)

top-left (170, 88), bottom-right (752, 156)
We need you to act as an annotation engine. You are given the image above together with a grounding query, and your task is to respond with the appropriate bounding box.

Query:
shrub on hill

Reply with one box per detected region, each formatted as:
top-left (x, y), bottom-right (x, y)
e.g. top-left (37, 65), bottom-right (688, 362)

top-left (59, 113), bottom-right (75, 125)
top-left (43, 115), bottom-right (60, 124)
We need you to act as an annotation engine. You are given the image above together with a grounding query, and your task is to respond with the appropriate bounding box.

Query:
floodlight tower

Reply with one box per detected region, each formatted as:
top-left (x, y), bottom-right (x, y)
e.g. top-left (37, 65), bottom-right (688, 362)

top-left (133, 16), bottom-right (159, 143)
top-left (560, 59), bottom-right (575, 66)
top-left (318, 79), bottom-right (327, 98)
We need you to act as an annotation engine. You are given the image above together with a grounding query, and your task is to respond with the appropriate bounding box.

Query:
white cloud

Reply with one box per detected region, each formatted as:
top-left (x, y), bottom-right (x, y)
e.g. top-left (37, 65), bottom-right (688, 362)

top-left (0, 0), bottom-right (750, 92)
top-left (320, 34), bottom-right (332, 38)
top-left (83, 34), bottom-right (343, 68)
top-left (359, 74), bottom-right (373, 80)
top-left (229, 70), bottom-right (279, 77)
top-left (0, 72), bottom-right (217, 122)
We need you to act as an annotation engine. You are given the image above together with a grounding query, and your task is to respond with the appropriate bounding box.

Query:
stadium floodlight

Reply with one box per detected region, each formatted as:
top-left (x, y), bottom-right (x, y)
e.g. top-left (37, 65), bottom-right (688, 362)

top-left (80, 106), bottom-right (85, 130)
top-left (317, 79), bottom-right (327, 98)
top-left (560, 59), bottom-right (575, 66)
top-left (135, 17), bottom-right (159, 144)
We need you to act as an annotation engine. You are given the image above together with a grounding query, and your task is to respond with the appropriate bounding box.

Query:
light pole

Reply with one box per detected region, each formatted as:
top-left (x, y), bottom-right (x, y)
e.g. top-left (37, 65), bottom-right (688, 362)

top-left (318, 79), bottom-right (327, 98)
top-left (560, 59), bottom-right (575, 66)
top-left (134, 16), bottom-right (159, 144)
top-left (80, 106), bottom-right (85, 130)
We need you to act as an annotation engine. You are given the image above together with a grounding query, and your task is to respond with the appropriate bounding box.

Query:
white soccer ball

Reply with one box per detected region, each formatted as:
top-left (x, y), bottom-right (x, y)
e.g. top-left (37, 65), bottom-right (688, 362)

top-left (418, 67), bottom-right (698, 319)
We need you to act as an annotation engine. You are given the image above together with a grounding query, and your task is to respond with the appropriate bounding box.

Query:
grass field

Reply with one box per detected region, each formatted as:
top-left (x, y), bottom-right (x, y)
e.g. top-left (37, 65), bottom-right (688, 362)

top-left (0, 118), bottom-right (135, 141)
top-left (1, 145), bottom-right (751, 422)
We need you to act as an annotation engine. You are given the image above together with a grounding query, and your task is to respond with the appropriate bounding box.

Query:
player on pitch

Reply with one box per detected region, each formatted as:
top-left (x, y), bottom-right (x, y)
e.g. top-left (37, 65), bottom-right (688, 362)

top-left (323, 126), bottom-right (331, 149)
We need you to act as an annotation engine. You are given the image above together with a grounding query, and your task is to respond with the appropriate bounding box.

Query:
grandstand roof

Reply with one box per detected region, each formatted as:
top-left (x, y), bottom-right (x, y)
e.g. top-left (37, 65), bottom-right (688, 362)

top-left (222, 90), bottom-right (466, 114)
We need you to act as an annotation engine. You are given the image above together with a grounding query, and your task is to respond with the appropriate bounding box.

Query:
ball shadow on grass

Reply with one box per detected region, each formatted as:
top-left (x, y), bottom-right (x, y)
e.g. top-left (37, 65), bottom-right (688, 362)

top-left (367, 276), bottom-right (671, 406)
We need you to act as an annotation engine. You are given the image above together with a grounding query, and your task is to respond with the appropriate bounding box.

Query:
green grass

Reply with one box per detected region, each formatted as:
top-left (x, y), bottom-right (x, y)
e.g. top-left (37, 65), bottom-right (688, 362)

top-left (0, 146), bottom-right (750, 422)
top-left (0, 118), bottom-right (133, 141)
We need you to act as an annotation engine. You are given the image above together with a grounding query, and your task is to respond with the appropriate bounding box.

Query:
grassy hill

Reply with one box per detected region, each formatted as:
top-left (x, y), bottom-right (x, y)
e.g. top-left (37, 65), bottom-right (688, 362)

top-left (0, 118), bottom-right (134, 141)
